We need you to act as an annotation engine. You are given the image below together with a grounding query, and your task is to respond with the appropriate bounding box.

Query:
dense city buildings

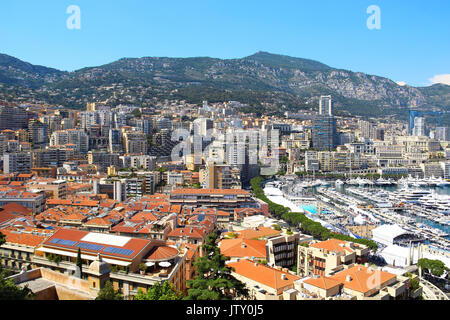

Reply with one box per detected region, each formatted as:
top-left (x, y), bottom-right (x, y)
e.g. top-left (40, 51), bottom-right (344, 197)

top-left (0, 93), bottom-right (448, 302)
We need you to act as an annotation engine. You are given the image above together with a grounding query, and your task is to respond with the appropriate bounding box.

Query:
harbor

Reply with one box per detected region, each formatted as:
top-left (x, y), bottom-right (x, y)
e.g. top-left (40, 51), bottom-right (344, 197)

top-left (266, 176), bottom-right (450, 253)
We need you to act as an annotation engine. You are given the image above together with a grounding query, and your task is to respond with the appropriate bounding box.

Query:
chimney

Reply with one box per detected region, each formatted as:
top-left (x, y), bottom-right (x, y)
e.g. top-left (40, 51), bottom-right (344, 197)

top-left (281, 274), bottom-right (287, 280)
top-left (346, 275), bottom-right (352, 282)
top-left (241, 242), bottom-right (247, 248)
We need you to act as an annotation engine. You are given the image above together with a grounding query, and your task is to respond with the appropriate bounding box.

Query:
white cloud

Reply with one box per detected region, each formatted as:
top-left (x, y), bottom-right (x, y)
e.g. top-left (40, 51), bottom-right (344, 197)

top-left (429, 74), bottom-right (450, 85)
top-left (396, 81), bottom-right (407, 86)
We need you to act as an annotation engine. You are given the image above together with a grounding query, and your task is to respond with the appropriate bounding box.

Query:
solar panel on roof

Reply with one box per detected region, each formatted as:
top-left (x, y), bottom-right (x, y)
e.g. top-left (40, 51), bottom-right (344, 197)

top-left (103, 247), bottom-right (134, 256)
top-left (49, 238), bottom-right (77, 246)
top-left (76, 242), bottom-right (105, 251)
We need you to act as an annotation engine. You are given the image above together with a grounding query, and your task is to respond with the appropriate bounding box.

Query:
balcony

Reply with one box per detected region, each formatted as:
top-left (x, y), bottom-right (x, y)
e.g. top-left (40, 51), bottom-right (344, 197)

top-left (31, 255), bottom-right (89, 274)
top-left (386, 281), bottom-right (406, 298)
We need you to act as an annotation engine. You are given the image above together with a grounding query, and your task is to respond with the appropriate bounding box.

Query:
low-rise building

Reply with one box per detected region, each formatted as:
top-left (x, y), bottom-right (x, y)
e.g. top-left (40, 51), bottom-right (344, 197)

top-left (297, 239), bottom-right (369, 277)
top-left (0, 188), bottom-right (46, 214)
top-left (297, 264), bottom-right (412, 300)
top-left (31, 228), bottom-right (188, 297)
top-left (169, 188), bottom-right (254, 213)
top-left (26, 179), bottom-right (68, 199)
top-left (226, 259), bottom-right (301, 300)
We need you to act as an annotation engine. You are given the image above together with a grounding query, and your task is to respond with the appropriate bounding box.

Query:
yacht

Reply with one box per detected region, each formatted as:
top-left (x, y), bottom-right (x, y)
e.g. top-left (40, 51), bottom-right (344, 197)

top-left (436, 177), bottom-right (450, 187)
top-left (398, 189), bottom-right (431, 202)
top-left (319, 180), bottom-right (331, 186)
top-left (398, 177), bottom-right (409, 186)
top-left (427, 176), bottom-right (439, 187)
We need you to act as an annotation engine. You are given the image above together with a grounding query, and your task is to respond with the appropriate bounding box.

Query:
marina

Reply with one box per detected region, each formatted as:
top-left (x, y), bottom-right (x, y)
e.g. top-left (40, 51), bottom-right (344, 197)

top-left (269, 176), bottom-right (450, 252)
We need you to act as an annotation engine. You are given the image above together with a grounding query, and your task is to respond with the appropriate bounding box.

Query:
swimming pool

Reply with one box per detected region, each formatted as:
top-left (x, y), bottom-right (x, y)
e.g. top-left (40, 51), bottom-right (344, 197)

top-left (302, 205), bottom-right (317, 214)
top-left (302, 205), bottom-right (333, 215)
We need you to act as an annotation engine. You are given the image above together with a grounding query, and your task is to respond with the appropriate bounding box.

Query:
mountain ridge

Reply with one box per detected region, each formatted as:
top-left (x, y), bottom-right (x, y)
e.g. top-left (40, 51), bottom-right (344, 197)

top-left (0, 51), bottom-right (448, 118)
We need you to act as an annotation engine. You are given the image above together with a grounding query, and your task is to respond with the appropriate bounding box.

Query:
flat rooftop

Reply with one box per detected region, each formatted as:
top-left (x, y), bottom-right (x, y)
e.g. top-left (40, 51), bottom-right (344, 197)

top-left (40, 229), bottom-right (151, 261)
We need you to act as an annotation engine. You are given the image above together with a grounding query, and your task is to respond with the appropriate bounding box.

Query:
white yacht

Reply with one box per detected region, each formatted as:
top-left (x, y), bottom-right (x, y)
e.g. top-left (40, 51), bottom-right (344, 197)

top-left (397, 188), bottom-right (431, 202)
top-left (436, 177), bottom-right (450, 187)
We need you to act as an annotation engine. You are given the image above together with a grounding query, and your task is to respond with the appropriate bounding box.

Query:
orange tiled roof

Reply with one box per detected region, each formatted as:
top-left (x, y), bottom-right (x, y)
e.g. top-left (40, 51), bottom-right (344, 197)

top-left (170, 205), bottom-right (182, 214)
top-left (47, 199), bottom-right (73, 205)
top-left (235, 208), bottom-right (262, 215)
top-left (145, 245), bottom-right (179, 261)
top-left (171, 188), bottom-right (250, 195)
top-left (62, 213), bottom-right (86, 222)
top-left (192, 208), bottom-right (216, 215)
top-left (72, 200), bottom-right (99, 207)
top-left (328, 265), bottom-right (396, 294)
top-left (219, 238), bottom-right (267, 259)
top-left (0, 211), bottom-right (16, 224)
top-left (130, 212), bottom-right (159, 222)
top-left (217, 211), bottom-right (230, 217)
top-left (227, 259), bottom-right (300, 293)
top-left (84, 217), bottom-right (111, 227)
top-left (9, 181), bottom-right (25, 186)
top-left (1, 229), bottom-right (48, 247)
top-left (303, 276), bottom-right (342, 290)
top-left (310, 239), bottom-right (355, 254)
top-left (0, 203), bottom-right (33, 216)
top-left (226, 227), bottom-right (281, 240)
top-left (17, 174), bottom-right (33, 178)
top-left (168, 227), bottom-right (207, 239)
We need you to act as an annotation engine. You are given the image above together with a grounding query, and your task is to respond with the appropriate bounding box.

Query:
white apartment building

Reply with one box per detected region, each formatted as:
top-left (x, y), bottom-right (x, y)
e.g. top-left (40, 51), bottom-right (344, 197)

top-left (50, 129), bottom-right (89, 153)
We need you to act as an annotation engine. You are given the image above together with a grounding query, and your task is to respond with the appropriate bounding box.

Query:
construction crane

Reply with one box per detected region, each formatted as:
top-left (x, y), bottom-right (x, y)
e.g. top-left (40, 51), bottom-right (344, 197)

top-left (408, 110), bottom-right (443, 135)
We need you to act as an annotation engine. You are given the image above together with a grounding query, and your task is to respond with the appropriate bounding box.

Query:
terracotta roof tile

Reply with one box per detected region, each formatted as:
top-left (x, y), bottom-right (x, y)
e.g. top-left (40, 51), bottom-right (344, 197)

top-left (1, 229), bottom-right (48, 247)
top-left (227, 259), bottom-right (300, 293)
top-left (0, 203), bottom-right (33, 216)
top-left (219, 239), bottom-right (267, 259)
top-left (225, 227), bottom-right (280, 240)
top-left (304, 277), bottom-right (342, 290)
top-left (310, 239), bottom-right (355, 254)
top-left (171, 188), bottom-right (250, 195)
top-left (328, 265), bottom-right (396, 294)
top-left (145, 245), bottom-right (179, 261)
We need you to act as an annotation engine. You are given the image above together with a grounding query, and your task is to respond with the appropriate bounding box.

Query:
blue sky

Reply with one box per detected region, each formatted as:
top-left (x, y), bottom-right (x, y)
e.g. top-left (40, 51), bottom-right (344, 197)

top-left (0, 0), bottom-right (449, 87)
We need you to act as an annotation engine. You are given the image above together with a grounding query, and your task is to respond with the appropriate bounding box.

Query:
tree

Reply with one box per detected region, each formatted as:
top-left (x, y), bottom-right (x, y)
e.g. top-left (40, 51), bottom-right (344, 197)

top-left (134, 281), bottom-right (182, 300)
top-left (0, 232), bottom-right (5, 246)
top-left (226, 232), bottom-right (238, 239)
top-left (418, 258), bottom-right (448, 277)
top-left (0, 272), bottom-right (34, 300)
top-left (280, 156), bottom-right (289, 164)
top-left (131, 108), bottom-right (142, 118)
top-left (185, 232), bottom-right (249, 300)
top-left (95, 281), bottom-right (123, 300)
top-left (76, 248), bottom-right (83, 276)
top-left (139, 263), bottom-right (147, 274)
